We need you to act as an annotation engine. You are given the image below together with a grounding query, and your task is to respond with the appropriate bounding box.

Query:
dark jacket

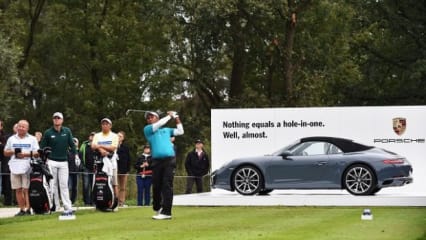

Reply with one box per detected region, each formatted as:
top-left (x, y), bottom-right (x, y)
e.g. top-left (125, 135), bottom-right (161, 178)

top-left (0, 131), bottom-right (11, 172)
top-left (117, 143), bottom-right (131, 174)
top-left (79, 140), bottom-right (95, 172)
top-left (135, 154), bottom-right (153, 176)
top-left (185, 149), bottom-right (210, 177)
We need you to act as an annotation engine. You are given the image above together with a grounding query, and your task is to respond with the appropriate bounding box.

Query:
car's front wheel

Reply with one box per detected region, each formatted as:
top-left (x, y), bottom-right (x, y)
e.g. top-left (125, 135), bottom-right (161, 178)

top-left (233, 166), bottom-right (263, 195)
top-left (258, 189), bottom-right (273, 195)
top-left (344, 164), bottom-right (376, 195)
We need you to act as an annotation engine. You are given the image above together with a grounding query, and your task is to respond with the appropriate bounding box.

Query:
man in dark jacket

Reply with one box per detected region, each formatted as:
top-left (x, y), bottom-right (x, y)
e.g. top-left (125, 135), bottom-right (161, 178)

top-left (79, 132), bottom-right (95, 205)
top-left (0, 120), bottom-right (13, 205)
top-left (185, 139), bottom-right (210, 194)
top-left (117, 131), bottom-right (131, 207)
top-left (135, 145), bottom-right (153, 206)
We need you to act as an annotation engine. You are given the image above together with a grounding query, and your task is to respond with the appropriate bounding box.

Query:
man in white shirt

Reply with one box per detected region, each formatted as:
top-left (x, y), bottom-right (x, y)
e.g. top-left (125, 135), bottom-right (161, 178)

top-left (4, 120), bottom-right (39, 216)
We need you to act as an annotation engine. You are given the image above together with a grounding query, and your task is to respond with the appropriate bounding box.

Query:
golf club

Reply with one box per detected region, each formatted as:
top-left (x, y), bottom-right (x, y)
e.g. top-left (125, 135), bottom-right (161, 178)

top-left (125, 109), bottom-right (167, 116)
top-left (125, 109), bottom-right (151, 116)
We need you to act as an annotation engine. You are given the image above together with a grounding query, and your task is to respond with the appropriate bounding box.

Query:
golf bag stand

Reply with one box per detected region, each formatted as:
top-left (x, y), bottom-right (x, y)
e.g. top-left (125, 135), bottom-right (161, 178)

top-left (29, 147), bottom-right (53, 214)
top-left (92, 151), bottom-right (118, 211)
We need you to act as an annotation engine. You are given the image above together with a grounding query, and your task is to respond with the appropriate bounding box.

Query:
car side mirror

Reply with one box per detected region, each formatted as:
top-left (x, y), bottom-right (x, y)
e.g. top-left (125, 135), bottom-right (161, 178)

top-left (280, 151), bottom-right (293, 159)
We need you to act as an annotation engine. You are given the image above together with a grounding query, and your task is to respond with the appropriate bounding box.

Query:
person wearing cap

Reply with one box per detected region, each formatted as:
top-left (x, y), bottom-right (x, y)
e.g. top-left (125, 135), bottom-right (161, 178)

top-left (134, 144), bottom-right (153, 206)
top-left (185, 139), bottom-right (210, 194)
top-left (144, 110), bottom-right (184, 220)
top-left (91, 118), bottom-right (119, 207)
top-left (79, 131), bottom-right (96, 205)
top-left (40, 112), bottom-right (78, 216)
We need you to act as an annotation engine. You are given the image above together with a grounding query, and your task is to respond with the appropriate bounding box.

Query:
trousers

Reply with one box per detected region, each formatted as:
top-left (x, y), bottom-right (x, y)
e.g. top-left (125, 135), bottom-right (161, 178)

top-left (151, 157), bottom-right (175, 216)
top-left (48, 160), bottom-right (72, 211)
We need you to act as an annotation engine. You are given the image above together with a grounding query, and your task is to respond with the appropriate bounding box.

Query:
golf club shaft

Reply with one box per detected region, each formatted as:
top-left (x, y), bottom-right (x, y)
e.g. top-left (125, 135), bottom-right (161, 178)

top-left (125, 109), bottom-right (150, 115)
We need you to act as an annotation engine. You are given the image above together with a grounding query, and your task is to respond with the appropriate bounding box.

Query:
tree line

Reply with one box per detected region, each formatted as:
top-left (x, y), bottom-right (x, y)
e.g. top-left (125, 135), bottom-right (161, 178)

top-left (0, 0), bottom-right (424, 169)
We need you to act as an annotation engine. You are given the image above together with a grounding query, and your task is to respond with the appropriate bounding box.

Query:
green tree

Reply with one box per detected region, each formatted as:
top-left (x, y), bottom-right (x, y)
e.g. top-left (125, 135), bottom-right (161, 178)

top-left (0, 32), bottom-right (22, 121)
top-left (349, 0), bottom-right (425, 105)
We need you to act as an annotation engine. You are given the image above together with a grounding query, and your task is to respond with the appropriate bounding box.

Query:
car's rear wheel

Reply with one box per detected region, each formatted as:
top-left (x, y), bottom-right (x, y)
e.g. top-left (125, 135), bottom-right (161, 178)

top-left (233, 165), bottom-right (263, 195)
top-left (344, 164), bottom-right (376, 195)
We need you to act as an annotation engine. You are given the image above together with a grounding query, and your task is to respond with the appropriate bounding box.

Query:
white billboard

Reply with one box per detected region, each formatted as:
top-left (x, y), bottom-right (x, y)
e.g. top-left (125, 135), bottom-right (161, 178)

top-left (211, 106), bottom-right (426, 195)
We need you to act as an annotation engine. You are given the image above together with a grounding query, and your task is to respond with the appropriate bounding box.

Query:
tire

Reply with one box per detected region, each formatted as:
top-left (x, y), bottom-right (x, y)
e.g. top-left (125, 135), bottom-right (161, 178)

top-left (371, 187), bottom-right (382, 195)
top-left (258, 189), bottom-right (273, 195)
top-left (343, 164), bottom-right (377, 196)
top-left (233, 165), bottom-right (263, 195)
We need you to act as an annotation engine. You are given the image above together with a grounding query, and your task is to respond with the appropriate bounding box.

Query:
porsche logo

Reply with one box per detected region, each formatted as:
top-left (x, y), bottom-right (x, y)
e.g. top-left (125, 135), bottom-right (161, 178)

top-left (392, 117), bottom-right (406, 136)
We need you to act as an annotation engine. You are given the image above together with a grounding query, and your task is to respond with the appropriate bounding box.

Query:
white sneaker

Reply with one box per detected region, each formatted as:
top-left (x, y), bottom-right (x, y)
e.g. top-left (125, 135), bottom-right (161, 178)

top-left (152, 214), bottom-right (172, 220)
top-left (58, 210), bottom-right (76, 220)
top-left (154, 208), bottom-right (162, 215)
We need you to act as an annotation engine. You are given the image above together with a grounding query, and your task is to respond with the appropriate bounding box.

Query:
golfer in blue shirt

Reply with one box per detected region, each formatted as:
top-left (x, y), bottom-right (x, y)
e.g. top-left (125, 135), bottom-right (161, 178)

top-left (144, 110), bottom-right (183, 220)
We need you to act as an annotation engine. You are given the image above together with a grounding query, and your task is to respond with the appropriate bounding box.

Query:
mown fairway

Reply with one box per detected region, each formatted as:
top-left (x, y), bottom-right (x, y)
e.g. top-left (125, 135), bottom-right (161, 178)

top-left (0, 206), bottom-right (425, 240)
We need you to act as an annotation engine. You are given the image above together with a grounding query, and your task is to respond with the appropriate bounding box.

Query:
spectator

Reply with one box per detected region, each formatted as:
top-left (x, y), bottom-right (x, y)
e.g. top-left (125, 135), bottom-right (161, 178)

top-left (135, 144), bottom-right (152, 206)
top-left (3, 120), bottom-right (39, 216)
top-left (79, 132), bottom-right (96, 206)
top-left (34, 131), bottom-right (42, 143)
top-left (68, 138), bottom-right (80, 204)
top-left (0, 120), bottom-right (13, 206)
top-left (91, 118), bottom-right (119, 207)
top-left (185, 139), bottom-right (210, 194)
top-left (117, 131), bottom-right (131, 207)
top-left (40, 112), bottom-right (78, 217)
top-left (144, 110), bottom-right (183, 220)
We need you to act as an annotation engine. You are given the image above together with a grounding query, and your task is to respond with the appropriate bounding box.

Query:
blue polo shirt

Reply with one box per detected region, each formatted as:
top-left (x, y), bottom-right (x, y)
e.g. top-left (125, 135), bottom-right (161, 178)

top-left (143, 125), bottom-right (175, 159)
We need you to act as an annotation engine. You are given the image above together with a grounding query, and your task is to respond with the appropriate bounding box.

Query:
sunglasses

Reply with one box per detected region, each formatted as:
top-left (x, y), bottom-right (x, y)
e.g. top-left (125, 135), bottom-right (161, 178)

top-left (53, 117), bottom-right (62, 119)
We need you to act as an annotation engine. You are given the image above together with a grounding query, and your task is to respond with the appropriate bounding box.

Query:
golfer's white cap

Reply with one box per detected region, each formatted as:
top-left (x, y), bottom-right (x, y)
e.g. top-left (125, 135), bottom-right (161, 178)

top-left (101, 118), bottom-right (112, 124)
top-left (144, 111), bottom-right (159, 119)
top-left (52, 112), bottom-right (63, 119)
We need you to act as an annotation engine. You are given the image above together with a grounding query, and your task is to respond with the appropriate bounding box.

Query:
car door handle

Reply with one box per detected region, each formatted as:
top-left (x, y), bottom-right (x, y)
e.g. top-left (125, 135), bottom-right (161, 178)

top-left (317, 161), bottom-right (327, 166)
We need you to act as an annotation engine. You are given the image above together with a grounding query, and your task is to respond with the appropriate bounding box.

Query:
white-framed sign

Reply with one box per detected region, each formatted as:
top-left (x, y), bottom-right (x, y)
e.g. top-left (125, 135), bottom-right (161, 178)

top-left (211, 106), bottom-right (426, 195)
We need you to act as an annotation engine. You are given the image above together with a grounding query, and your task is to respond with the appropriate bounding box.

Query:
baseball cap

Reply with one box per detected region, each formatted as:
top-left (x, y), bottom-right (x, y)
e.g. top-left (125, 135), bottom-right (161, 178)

top-left (195, 139), bottom-right (203, 144)
top-left (101, 118), bottom-right (112, 124)
top-left (53, 112), bottom-right (63, 119)
top-left (144, 111), bottom-right (159, 119)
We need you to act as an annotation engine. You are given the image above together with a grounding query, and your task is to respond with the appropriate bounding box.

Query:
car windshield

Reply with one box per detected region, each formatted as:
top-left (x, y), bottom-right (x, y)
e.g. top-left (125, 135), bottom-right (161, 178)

top-left (270, 140), bottom-right (301, 155)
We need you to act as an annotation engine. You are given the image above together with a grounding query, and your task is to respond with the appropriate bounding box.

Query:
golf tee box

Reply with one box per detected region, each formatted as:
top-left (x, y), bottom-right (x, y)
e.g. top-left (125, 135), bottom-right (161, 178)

top-left (361, 209), bottom-right (373, 220)
top-left (59, 214), bottom-right (76, 221)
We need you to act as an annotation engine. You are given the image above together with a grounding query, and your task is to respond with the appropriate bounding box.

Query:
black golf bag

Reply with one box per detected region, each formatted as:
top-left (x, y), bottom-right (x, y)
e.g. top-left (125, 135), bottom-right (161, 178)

top-left (29, 147), bottom-right (53, 214)
top-left (92, 151), bottom-right (118, 211)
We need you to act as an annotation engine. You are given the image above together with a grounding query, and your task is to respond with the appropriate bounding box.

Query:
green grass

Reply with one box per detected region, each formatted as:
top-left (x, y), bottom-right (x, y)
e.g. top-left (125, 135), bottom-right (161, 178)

top-left (0, 206), bottom-right (425, 240)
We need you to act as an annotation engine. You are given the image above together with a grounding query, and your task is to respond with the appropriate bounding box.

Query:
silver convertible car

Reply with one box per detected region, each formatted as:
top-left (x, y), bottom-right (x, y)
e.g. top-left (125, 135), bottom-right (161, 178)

top-left (211, 137), bottom-right (413, 196)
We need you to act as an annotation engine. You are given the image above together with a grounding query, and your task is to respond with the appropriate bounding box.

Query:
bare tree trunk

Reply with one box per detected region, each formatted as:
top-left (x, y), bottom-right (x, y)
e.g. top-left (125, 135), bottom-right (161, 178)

top-left (17, 0), bottom-right (46, 69)
top-left (282, 12), bottom-right (296, 103)
top-left (279, 0), bottom-right (312, 104)
top-left (229, 7), bottom-right (246, 100)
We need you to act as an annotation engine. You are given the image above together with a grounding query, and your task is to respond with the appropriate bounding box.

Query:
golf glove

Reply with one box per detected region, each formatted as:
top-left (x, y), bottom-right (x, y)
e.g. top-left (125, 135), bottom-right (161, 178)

top-left (171, 111), bottom-right (179, 118)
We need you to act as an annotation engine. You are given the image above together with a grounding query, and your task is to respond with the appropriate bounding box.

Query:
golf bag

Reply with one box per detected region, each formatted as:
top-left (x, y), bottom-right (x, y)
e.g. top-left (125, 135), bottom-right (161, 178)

top-left (29, 147), bottom-right (53, 214)
top-left (92, 151), bottom-right (118, 211)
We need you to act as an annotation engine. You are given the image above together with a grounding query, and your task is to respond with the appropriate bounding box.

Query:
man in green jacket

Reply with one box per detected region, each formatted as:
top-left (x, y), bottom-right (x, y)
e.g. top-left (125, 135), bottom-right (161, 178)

top-left (40, 112), bottom-right (79, 216)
